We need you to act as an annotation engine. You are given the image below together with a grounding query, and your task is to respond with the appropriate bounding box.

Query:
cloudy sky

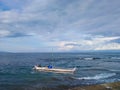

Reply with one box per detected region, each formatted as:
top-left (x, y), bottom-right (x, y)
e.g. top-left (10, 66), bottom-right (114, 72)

top-left (0, 0), bottom-right (120, 52)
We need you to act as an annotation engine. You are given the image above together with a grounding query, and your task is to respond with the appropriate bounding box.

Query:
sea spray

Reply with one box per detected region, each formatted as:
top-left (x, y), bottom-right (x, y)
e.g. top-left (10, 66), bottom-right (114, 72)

top-left (76, 73), bottom-right (116, 80)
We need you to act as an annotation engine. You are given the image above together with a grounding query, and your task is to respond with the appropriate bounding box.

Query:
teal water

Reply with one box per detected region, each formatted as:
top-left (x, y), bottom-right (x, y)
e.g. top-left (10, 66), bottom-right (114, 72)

top-left (0, 52), bottom-right (120, 90)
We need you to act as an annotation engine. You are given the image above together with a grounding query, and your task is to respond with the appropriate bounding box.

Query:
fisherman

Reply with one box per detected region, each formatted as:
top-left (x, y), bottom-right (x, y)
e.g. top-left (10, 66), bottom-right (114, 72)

top-left (37, 64), bottom-right (41, 67)
top-left (48, 65), bottom-right (52, 69)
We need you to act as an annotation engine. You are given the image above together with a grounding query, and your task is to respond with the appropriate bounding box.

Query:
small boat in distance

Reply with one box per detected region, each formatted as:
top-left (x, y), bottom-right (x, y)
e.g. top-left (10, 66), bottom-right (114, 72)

top-left (33, 65), bottom-right (76, 74)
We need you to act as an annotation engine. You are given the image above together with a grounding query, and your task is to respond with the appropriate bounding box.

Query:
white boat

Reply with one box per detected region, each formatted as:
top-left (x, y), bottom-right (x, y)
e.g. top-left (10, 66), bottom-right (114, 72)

top-left (33, 65), bottom-right (76, 73)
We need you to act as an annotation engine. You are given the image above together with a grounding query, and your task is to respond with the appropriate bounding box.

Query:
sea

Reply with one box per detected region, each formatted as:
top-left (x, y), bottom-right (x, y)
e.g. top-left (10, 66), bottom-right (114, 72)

top-left (0, 52), bottom-right (120, 90)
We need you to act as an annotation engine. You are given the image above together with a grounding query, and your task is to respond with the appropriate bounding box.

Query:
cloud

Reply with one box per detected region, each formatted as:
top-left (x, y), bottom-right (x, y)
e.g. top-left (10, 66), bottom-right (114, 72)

top-left (95, 43), bottom-right (120, 50)
top-left (57, 36), bottom-right (120, 51)
top-left (0, 0), bottom-right (120, 52)
top-left (111, 38), bottom-right (120, 43)
top-left (0, 0), bottom-right (120, 37)
top-left (0, 29), bottom-right (33, 38)
top-left (7, 32), bottom-right (33, 38)
top-left (0, 30), bottom-right (10, 37)
top-left (58, 41), bottom-right (77, 50)
top-left (65, 43), bottom-right (81, 47)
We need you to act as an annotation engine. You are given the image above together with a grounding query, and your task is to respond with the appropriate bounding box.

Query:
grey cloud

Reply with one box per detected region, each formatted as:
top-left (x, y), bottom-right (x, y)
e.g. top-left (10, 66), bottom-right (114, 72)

top-left (110, 39), bottom-right (120, 43)
top-left (65, 43), bottom-right (81, 47)
top-left (6, 32), bottom-right (32, 38)
top-left (1, 0), bottom-right (119, 38)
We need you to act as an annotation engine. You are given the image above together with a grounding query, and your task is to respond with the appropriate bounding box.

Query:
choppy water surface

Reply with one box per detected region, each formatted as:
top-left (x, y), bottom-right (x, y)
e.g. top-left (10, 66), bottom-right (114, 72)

top-left (0, 52), bottom-right (120, 90)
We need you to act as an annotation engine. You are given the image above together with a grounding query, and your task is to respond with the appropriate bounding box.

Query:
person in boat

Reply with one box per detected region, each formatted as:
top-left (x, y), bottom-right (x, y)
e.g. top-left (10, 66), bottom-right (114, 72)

top-left (37, 64), bottom-right (41, 67)
top-left (48, 65), bottom-right (52, 69)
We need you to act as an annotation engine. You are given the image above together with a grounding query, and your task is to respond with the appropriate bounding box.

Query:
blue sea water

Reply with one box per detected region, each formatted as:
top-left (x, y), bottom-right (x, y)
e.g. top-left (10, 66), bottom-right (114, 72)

top-left (0, 52), bottom-right (120, 90)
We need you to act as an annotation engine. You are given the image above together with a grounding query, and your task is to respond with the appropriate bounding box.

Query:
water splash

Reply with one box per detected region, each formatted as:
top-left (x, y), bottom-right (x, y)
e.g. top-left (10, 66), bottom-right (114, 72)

top-left (76, 73), bottom-right (116, 80)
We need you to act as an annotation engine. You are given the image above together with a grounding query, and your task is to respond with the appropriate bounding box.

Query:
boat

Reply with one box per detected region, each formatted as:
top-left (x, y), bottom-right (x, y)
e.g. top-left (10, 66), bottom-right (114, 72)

top-left (33, 65), bottom-right (76, 73)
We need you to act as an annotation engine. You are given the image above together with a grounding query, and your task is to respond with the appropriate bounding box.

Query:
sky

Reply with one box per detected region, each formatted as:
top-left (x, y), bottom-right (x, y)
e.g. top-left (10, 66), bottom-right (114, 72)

top-left (0, 0), bottom-right (120, 52)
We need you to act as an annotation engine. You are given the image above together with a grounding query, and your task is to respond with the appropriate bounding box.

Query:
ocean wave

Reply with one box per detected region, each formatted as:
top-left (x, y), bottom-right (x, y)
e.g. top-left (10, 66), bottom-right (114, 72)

top-left (109, 69), bottom-right (120, 72)
top-left (83, 57), bottom-right (94, 60)
top-left (80, 57), bottom-right (101, 60)
top-left (75, 73), bottom-right (116, 80)
top-left (111, 57), bottom-right (120, 59)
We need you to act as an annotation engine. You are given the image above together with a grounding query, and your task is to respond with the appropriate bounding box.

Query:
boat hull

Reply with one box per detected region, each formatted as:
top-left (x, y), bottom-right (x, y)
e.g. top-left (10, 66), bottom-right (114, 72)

top-left (33, 66), bottom-right (76, 73)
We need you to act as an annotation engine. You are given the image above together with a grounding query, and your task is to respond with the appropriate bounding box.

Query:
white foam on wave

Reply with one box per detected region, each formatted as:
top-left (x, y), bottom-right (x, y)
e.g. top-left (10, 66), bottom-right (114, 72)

top-left (109, 69), bottom-right (120, 72)
top-left (76, 73), bottom-right (116, 80)
top-left (111, 57), bottom-right (120, 59)
top-left (84, 57), bottom-right (93, 60)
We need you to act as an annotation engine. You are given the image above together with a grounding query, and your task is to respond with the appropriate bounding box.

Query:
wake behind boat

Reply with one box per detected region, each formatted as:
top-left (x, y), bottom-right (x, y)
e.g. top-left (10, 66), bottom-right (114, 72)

top-left (33, 65), bottom-right (76, 73)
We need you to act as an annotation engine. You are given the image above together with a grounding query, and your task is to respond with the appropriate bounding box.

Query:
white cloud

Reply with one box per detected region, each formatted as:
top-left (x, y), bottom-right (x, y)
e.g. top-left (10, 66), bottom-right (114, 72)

top-left (57, 36), bottom-right (120, 51)
top-left (95, 43), bottom-right (120, 50)
top-left (0, 30), bottom-right (11, 37)
top-left (58, 41), bottom-right (76, 51)
top-left (89, 36), bottom-right (120, 45)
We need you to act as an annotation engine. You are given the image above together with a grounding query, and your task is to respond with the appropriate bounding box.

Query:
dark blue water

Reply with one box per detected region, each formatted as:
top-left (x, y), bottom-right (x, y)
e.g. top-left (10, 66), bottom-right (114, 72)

top-left (0, 52), bottom-right (120, 90)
